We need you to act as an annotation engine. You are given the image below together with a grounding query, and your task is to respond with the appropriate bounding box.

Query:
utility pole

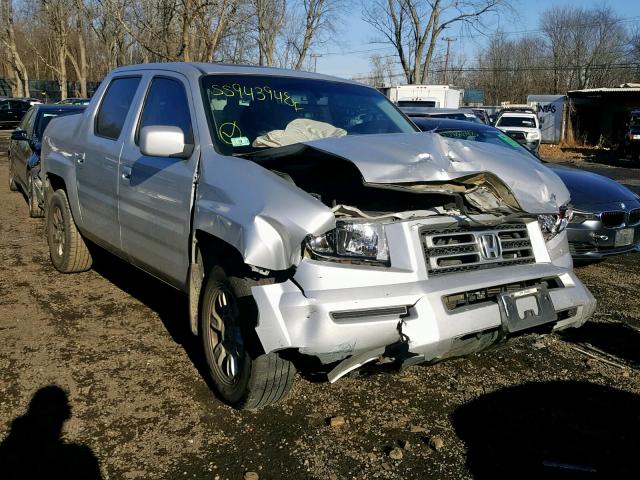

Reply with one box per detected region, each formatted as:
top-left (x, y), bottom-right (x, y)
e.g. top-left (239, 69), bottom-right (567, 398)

top-left (310, 54), bottom-right (322, 73)
top-left (442, 37), bottom-right (455, 84)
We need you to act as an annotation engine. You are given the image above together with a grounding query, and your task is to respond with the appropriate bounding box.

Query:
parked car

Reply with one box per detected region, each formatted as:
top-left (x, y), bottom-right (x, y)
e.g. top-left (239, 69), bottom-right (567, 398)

top-left (57, 98), bottom-right (91, 106)
top-left (462, 107), bottom-right (491, 124)
top-left (14, 97), bottom-right (43, 106)
top-left (401, 107), bottom-right (483, 123)
top-left (412, 117), bottom-right (640, 262)
top-left (493, 109), bottom-right (542, 153)
top-left (41, 63), bottom-right (595, 409)
top-left (0, 98), bottom-right (31, 128)
top-left (622, 109), bottom-right (640, 161)
top-left (8, 104), bottom-right (85, 217)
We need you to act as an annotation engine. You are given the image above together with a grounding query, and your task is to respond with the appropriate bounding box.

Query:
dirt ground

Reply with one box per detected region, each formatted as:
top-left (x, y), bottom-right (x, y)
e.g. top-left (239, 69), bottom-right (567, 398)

top-left (1, 131), bottom-right (640, 480)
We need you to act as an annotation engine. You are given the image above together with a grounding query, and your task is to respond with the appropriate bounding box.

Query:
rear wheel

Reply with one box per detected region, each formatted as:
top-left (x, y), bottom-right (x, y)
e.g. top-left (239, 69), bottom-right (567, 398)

top-left (46, 189), bottom-right (92, 273)
top-left (200, 266), bottom-right (295, 409)
top-left (28, 175), bottom-right (44, 218)
top-left (8, 157), bottom-right (17, 191)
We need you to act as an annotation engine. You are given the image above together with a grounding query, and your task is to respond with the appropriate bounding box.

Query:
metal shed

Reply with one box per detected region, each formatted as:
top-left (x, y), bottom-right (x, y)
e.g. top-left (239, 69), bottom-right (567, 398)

top-left (566, 85), bottom-right (640, 146)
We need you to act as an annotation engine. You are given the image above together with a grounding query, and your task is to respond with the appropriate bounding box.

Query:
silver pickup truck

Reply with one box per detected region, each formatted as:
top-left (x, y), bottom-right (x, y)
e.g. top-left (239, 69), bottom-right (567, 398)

top-left (41, 63), bottom-right (595, 409)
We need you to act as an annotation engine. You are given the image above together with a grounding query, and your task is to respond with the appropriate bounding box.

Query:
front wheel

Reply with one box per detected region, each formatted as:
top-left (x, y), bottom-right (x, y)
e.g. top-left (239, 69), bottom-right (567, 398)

top-left (28, 175), bottom-right (44, 218)
top-left (46, 189), bottom-right (92, 273)
top-left (200, 266), bottom-right (295, 409)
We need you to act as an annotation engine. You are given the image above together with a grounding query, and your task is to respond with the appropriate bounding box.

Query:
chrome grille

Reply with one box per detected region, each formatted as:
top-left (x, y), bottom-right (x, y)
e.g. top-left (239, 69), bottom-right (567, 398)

top-left (628, 209), bottom-right (640, 226)
top-left (600, 211), bottom-right (625, 228)
top-left (506, 131), bottom-right (526, 142)
top-left (423, 224), bottom-right (535, 276)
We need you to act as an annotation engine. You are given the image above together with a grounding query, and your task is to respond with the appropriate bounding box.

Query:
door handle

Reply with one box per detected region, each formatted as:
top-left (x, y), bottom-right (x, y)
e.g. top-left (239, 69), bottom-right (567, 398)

top-left (121, 166), bottom-right (132, 180)
top-left (75, 152), bottom-right (85, 164)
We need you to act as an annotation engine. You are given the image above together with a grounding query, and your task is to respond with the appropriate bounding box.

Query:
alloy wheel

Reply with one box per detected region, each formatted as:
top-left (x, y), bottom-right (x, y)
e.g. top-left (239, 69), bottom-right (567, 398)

top-left (207, 286), bottom-right (244, 385)
top-left (51, 205), bottom-right (65, 258)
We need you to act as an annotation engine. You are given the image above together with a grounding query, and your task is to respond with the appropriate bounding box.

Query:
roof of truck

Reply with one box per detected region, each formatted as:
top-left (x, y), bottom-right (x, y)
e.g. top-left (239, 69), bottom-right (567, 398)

top-left (111, 62), bottom-right (363, 86)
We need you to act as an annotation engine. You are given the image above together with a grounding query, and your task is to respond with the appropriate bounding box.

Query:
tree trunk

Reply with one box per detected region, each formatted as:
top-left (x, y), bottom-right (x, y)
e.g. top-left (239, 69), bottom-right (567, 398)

top-left (1, 0), bottom-right (29, 96)
top-left (77, 12), bottom-right (88, 97)
top-left (59, 43), bottom-right (67, 100)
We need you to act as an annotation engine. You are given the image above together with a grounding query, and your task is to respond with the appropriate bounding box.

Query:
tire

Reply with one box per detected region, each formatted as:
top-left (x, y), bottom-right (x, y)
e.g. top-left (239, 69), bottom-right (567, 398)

top-left (8, 157), bottom-right (17, 192)
top-left (46, 189), bottom-right (92, 273)
top-left (200, 266), bottom-right (296, 409)
top-left (28, 175), bottom-right (44, 218)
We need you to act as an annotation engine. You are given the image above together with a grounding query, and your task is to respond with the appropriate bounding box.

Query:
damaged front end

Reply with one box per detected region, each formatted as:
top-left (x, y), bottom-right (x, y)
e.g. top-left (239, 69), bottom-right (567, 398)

top-left (235, 133), bottom-right (595, 381)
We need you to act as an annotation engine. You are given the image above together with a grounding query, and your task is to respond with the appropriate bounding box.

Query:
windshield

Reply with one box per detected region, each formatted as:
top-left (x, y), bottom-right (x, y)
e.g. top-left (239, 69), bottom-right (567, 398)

top-left (397, 100), bottom-right (436, 108)
top-left (201, 75), bottom-right (416, 153)
top-left (630, 115), bottom-right (640, 128)
top-left (429, 113), bottom-right (483, 123)
top-left (436, 127), bottom-right (535, 156)
top-left (35, 110), bottom-right (82, 138)
top-left (496, 115), bottom-right (537, 128)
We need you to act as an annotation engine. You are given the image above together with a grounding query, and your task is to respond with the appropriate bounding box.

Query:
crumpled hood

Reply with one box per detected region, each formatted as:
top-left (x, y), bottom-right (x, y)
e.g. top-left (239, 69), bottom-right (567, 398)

top-left (302, 132), bottom-right (569, 214)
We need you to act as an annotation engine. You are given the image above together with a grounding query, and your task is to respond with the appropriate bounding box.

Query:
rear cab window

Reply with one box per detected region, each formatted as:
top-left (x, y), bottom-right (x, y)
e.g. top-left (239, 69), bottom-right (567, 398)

top-left (95, 77), bottom-right (142, 140)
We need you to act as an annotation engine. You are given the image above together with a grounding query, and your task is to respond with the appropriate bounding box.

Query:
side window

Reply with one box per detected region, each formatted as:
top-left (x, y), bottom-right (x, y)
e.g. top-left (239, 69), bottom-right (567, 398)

top-left (10, 100), bottom-right (27, 111)
top-left (18, 108), bottom-right (34, 130)
top-left (0, 101), bottom-right (9, 111)
top-left (137, 77), bottom-right (194, 145)
top-left (95, 77), bottom-right (141, 140)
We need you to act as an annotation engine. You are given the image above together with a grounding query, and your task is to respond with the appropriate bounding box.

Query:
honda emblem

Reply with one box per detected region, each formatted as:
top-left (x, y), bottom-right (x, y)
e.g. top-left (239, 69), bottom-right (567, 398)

top-left (478, 234), bottom-right (502, 260)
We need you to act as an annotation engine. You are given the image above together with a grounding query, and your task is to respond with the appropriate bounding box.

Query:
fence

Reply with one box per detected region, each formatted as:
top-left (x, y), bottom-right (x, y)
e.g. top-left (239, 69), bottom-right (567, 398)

top-left (0, 79), bottom-right (102, 101)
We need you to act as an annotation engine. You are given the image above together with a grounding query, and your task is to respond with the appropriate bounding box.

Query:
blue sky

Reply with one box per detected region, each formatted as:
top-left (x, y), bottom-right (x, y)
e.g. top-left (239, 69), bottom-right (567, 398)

top-left (318, 0), bottom-right (640, 79)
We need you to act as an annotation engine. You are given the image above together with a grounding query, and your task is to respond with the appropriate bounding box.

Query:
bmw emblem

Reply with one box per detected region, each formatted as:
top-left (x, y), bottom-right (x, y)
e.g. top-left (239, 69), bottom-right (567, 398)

top-left (621, 202), bottom-right (627, 210)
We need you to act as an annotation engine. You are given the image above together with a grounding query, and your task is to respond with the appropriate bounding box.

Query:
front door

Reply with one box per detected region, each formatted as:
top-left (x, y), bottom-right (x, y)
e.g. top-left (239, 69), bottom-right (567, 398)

top-left (76, 76), bottom-right (142, 250)
top-left (9, 108), bottom-right (35, 187)
top-left (118, 73), bottom-right (200, 287)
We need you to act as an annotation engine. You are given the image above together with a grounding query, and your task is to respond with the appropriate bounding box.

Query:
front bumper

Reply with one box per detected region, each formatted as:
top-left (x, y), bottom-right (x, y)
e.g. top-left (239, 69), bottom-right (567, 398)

top-left (567, 223), bottom-right (640, 260)
top-left (252, 218), bottom-right (596, 380)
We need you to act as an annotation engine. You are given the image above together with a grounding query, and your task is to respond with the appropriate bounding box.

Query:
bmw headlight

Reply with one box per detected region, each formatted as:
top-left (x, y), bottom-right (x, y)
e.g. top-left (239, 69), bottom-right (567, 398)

top-left (571, 210), bottom-right (595, 224)
top-left (305, 221), bottom-right (389, 265)
top-left (538, 207), bottom-right (573, 241)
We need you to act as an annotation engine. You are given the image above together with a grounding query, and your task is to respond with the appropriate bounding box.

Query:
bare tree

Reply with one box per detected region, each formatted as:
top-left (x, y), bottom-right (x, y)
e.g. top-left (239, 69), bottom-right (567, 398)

top-left (287, 0), bottom-right (339, 70)
top-left (254, 0), bottom-right (286, 66)
top-left (367, 53), bottom-right (396, 86)
top-left (0, 0), bottom-right (29, 96)
top-left (363, 0), bottom-right (509, 84)
top-left (541, 5), bottom-right (628, 91)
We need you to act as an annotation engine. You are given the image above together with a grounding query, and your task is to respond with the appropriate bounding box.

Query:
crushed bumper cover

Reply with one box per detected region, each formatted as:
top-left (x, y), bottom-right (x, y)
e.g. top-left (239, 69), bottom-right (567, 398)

top-left (253, 261), bottom-right (596, 382)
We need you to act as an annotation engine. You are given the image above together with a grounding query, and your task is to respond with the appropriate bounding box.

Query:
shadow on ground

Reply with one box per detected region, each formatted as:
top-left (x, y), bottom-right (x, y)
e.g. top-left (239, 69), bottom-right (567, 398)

top-left (557, 321), bottom-right (640, 367)
top-left (89, 248), bottom-right (215, 387)
top-left (451, 380), bottom-right (640, 479)
top-left (0, 385), bottom-right (102, 480)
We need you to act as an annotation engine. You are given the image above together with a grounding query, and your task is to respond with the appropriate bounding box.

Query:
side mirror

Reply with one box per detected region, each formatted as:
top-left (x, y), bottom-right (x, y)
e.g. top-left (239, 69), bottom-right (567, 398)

top-left (11, 129), bottom-right (28, 141)
top-left (139, 125), bottom-right (193, 158)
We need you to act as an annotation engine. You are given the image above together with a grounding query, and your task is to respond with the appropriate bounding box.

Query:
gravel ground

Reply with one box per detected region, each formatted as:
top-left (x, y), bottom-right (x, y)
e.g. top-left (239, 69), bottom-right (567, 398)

top-left (1, 131), bottom-right (639, 479)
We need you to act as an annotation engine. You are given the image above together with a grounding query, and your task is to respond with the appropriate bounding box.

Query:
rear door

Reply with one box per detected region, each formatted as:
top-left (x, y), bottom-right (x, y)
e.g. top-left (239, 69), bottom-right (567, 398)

top-left (118, 73), bottom-right (200, 287)
top-left (76, 76), bottom-right (143, 251)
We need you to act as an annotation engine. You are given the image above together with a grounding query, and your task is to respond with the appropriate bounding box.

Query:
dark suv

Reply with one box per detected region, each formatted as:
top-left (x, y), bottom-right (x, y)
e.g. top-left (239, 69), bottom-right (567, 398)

top-left (0, 98), bottom-right (31, 128)
top-left (623, 110), bottom-right (640, 161)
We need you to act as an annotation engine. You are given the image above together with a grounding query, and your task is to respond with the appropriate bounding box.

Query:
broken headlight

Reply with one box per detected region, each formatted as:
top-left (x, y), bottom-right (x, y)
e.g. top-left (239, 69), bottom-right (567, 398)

top-left (305, 221), bottom-right (389, 265)
top-left (538, 207), bottom-right (573, 241)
